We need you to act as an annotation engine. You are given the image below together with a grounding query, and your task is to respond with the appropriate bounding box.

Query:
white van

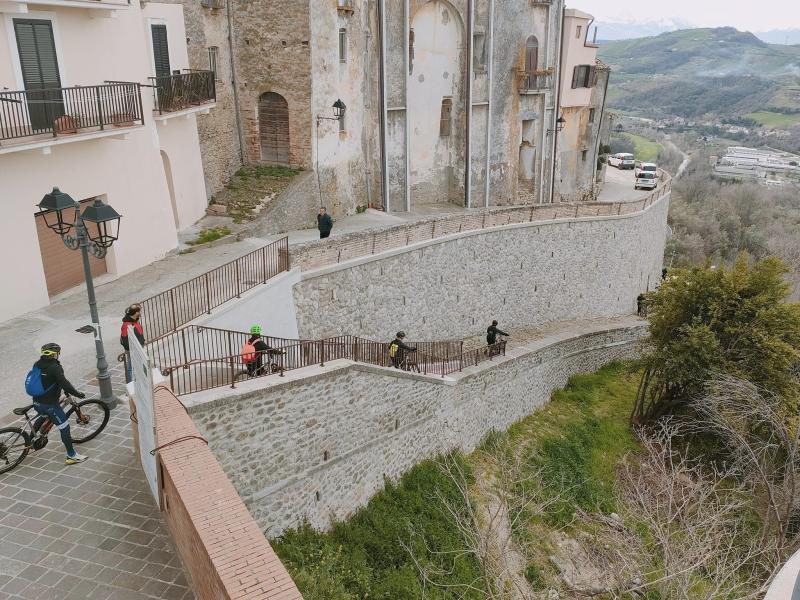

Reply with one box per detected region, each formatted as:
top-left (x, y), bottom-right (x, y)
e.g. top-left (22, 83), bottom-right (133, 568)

top-left (608, 153), bottom-right (635, 169)
top-left (634, 171), bottom-right (657, 190)
top-left (635, 161), bottom-right (658, 177)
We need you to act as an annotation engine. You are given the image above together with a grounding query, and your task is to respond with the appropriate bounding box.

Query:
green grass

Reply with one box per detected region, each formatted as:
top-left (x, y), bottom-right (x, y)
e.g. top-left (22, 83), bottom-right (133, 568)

top-left (185, 226), bottom-right (231, 246)
top-left (622, 133), bottom-right (663, 163)
top-left (272, 457), bottom-right (488, 600)
top-left (744, 111), bottom-right (800, 129)
top-left (216, 165), bottom-right (301, 223)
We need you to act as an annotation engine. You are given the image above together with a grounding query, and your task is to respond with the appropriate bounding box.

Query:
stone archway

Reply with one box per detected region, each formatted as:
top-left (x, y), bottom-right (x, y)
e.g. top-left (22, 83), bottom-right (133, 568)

top-left (408, 0), bottom-right (464, 204)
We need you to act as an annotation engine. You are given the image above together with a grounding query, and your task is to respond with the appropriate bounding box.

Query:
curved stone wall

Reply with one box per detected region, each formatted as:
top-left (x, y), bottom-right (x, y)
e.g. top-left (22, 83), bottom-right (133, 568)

top-left (187, 320), bottom-right (645, 535)
top-left (291, 194), bottom-right (669, 341)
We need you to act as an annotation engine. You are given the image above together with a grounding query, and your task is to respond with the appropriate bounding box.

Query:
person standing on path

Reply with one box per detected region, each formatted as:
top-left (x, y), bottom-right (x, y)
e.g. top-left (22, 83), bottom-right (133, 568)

top-left (28, 343), bottom-right (87, 465)
top-left (317, 207), bottom-right (333, 239)
top-left (120, 304), bottom-right (145, 383)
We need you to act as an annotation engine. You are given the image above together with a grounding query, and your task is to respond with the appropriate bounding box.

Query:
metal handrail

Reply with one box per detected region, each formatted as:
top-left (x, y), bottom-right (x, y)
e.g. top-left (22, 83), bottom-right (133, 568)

top-left (138, 237), bottom-right (290, 340)
top-left (292, 173), bottom-right (672, 271)
top-left (140, 324), bottom-right (508, 396)
top-left (149, 71), bottom-right (216, 114)
top-left (0, 82), bottom-right (143, 143)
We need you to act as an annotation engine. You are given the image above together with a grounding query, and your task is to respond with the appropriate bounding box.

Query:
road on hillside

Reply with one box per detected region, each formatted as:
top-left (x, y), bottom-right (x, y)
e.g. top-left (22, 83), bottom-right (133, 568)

top-left (598, 164), bottom-right (655, 203)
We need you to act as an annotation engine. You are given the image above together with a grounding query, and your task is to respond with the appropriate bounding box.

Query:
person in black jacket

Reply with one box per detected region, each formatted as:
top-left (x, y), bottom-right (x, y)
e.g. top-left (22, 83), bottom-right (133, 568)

top-left (389, 332), bottom-right (416, 370)
top-left (317, 207), bottom-right (333, 239)
top-left (120, 304), bottom-right (145, 382)
top-left (486, 320), bottom-right (509, 346)
top-left (31, 343), bottom-right (87, 465)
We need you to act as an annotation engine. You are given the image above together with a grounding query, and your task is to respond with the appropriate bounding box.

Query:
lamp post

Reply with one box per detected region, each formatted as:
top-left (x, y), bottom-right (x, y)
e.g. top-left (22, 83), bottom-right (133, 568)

top-left (37, 188), bottom-right (122, 409)
top-left (315, 99), bottom-right (347, 207)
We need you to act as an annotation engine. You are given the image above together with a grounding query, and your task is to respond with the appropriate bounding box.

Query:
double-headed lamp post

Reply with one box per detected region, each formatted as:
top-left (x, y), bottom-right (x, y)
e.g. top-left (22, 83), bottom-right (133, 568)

top-left (37, 188), bottom-right (122, 409)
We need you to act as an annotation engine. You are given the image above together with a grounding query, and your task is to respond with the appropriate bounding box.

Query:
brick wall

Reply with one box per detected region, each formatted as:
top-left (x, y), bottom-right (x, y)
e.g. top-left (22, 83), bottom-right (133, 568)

top-left (152, 386), bottom-right (303, 600)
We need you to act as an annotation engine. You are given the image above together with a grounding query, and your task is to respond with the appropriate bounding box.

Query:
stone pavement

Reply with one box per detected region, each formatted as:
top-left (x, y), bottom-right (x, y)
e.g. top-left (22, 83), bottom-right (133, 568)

top-left (0, 369), bottom-right (192, 600)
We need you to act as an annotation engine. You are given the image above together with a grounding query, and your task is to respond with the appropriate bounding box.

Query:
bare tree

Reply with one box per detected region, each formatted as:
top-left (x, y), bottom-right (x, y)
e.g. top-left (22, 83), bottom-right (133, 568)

top-left (402, 441), bottom-right (562, 599)
top-left (693, 375), bottom-right (800, 550)
top-left (614, 421), bottom-right (779, 600)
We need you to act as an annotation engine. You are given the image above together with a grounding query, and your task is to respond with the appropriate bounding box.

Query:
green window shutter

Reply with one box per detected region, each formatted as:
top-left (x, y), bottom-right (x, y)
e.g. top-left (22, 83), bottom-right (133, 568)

top-left (571, 65), bottom-right (580, 89)
top-left (14, 19), bottom-right (61, 90)
top-left (151, 24), bottom-right (171, 77)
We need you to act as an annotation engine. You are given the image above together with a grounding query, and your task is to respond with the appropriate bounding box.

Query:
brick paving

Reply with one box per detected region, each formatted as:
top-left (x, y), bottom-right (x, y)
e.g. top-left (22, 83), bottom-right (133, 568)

top-left (0, 366), bottom-right (193, 600)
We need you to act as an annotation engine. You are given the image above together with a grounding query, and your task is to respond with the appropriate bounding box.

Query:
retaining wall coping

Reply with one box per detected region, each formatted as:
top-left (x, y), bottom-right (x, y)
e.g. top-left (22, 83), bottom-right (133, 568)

top-left (297, 192), bottom-right (671, 282)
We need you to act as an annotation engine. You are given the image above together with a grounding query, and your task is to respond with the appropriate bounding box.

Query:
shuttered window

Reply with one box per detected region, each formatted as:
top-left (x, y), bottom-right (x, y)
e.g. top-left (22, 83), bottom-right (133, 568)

top-left (151, 24), bottom-right (171, 77)
top-left (571, 65), bottom-right (594, 89)
top-left (339, 28), bottom-right (347, 63)
top-left (208, 46), bottom-right (219, 80)
top-left (13, 19), bottom-right (63, 131)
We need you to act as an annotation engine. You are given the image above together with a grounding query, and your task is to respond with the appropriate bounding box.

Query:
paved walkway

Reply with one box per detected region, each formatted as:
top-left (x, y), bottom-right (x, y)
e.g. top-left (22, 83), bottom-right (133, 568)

top-left (0, 375), bottom-right (192, 599)
top-left (597, 166), bottom-right (652, 203)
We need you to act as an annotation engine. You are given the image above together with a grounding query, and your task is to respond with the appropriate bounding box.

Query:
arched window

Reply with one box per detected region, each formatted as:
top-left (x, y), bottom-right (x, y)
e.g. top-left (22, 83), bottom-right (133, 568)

top-left (258, 92), bottom-right (289, 165)
top-left (525, 36), bottom-right (539, 77)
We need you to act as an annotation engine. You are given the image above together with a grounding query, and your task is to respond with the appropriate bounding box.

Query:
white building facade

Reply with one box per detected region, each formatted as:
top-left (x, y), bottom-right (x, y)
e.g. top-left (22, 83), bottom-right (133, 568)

top-left (0, 0), bottom-right (214, 322)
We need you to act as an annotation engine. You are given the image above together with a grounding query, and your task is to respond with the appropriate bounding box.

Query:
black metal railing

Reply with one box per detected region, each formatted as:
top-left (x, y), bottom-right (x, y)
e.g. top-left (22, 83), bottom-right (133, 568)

top-left (0, 82), bottom-right (143, 144)
top-left (139, 237), bottom-right (290, 340)
top-left (149, 70), bottom-right (216, 114)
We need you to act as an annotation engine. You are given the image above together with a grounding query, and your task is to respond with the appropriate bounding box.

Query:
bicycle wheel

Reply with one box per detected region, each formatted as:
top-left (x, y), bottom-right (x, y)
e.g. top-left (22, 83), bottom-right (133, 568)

top-left (0, 427), bottom-right (30, 474)
top-left (67, 400), bottom-right (110, 444)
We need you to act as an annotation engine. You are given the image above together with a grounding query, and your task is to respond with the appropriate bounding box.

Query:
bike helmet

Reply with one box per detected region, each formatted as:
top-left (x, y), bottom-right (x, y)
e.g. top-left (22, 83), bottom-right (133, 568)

top-left (250, 325), bottom-right (262, 335)
top-left (40, 343), bottom-right (61, 358)
top-left (396, 331), bottom-right (406, 339)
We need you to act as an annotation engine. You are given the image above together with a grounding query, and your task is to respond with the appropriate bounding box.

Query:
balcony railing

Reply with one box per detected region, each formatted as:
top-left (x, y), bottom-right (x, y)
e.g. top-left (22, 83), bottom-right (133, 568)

top-left (149, 70), bottom-right (216, 115)
top-left (517, 70), bottom-right (552, 93)
top-left (0, 82), bottom-right (143, 145)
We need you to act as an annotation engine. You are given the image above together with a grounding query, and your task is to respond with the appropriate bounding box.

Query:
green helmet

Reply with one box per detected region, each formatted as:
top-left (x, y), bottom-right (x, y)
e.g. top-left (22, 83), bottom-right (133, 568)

top-left (250, 325), bottom-right (262, 335)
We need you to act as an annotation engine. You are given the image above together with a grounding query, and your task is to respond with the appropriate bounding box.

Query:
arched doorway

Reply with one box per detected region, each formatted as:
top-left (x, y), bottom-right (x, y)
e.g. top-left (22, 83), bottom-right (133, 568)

top-left (160, 150), bottom-right (179, 229)
top-left (408, 0), bottom-right (463, 203)
top-left (258, 92), bottom-right (289, 165)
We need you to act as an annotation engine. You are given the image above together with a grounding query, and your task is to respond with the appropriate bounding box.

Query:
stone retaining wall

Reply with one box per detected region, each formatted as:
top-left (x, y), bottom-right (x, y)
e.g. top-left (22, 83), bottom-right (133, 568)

top-left (188, 321), bottom-right (646, 535)
top-left (291, 193), bottom-right (668, 342)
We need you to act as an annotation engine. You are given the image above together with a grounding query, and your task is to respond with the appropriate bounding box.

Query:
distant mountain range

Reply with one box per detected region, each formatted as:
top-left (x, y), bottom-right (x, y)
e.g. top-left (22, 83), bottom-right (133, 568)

top-left (597, 27), bottom-right (800, 122)
top-left (596, 20), bottom-right (800, 46)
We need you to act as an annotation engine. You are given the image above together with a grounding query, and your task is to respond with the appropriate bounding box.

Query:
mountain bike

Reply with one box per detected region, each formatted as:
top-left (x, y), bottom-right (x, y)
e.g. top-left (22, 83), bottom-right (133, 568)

top-left (0, 394), bottom-right (110, 474)
top-left (234, 349), bottom-right (287, 382)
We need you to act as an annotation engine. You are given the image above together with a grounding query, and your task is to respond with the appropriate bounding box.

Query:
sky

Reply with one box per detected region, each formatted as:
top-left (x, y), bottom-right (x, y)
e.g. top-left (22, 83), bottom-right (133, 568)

top-left (570, 0), bottom-right (800, 32)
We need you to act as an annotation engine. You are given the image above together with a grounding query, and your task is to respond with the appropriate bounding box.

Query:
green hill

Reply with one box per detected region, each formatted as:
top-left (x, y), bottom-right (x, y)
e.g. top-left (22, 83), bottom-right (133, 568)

top-left (598, 27), bottom-right (800, 122)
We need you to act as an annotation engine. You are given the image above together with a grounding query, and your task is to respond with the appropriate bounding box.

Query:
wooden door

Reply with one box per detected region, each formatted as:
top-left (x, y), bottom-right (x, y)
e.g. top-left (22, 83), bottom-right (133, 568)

top-left (258, 92), bottom-right (289, 165)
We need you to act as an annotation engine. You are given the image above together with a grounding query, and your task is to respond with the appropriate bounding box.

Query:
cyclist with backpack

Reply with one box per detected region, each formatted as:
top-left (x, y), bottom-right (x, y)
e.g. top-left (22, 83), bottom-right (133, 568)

top-left (389, 332), bottom-right (416, 370)
top-left (25, 343), bottom-right (87, 465)
top-left (241, 326), bottom-right (273, 377)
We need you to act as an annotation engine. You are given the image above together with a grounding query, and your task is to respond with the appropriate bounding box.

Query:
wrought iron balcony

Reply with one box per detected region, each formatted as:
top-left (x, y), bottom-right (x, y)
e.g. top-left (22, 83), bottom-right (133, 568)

top-left (517, 69), bottom-right (553, 93)
top-left (149, 70), bottom-right (216, 115)
top-left (0, 82), bottom-right (143, 146)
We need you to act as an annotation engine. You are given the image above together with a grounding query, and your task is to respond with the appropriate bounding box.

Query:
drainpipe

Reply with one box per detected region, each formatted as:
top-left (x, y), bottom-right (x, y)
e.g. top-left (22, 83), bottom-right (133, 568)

top-left (403, 0), bottom-right (411, 211)
top-left (537, 0), bottom-right (552, 204)
top-left (226, 0), bottom-right (245, 165)
top-left (483, 0), bottom-right (495, 207)
top-left (365, 29), bottom-right (373, 208)
top-left (549, 1), bottom-right (566, 204)
top-left (591, 66), bottom-right (610, 198)
top-left (465, 0), bottom-right (474, 208)
top-left (378, 0), bottom-right (390, 211)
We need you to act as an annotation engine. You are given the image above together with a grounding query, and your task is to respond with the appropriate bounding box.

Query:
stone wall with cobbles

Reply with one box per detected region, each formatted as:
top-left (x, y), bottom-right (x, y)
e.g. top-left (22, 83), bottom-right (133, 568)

top-left (188, 322), bottom-right (645, 535)
top-left (290, 193), bottom-right (669, 342)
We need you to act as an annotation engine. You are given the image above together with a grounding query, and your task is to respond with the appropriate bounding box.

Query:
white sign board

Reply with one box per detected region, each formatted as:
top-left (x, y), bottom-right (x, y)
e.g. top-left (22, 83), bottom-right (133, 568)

top-left (128, 328), bottom-right (160, 507)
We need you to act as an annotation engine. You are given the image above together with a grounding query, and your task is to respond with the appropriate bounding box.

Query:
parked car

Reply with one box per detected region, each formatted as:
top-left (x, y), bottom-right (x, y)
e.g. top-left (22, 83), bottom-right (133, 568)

top-left (634, 161), bottom-right (658, 177)
top-left (608, 153), bottom-right (635, 169)
top-left (634, 171), bottom-right (658, 190)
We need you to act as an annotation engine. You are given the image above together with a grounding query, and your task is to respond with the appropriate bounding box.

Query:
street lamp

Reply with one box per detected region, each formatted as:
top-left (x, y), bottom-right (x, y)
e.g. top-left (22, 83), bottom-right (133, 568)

top-left (549, 115), bottom-right (566, 133)
top-left (37, 188), bottom-right (122, 409)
